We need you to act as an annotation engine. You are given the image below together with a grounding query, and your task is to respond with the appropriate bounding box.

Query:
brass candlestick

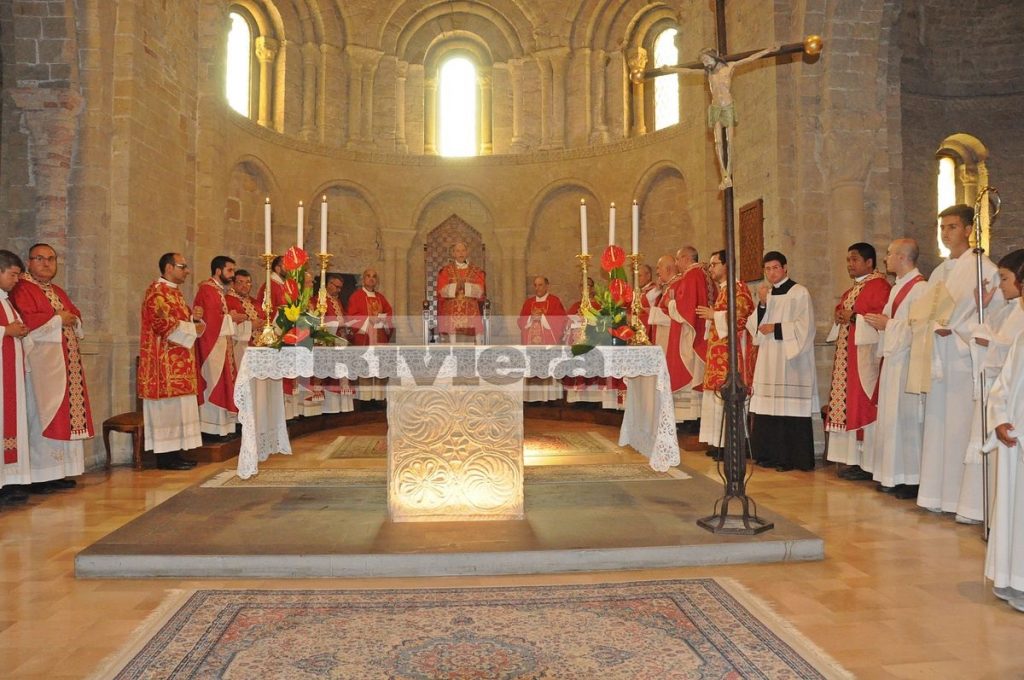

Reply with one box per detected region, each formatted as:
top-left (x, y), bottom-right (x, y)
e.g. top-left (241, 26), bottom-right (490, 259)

top-left (254, 252), bottom-right (279, 347)
top-left (313, 252), bottom-right (333, 317)
top-left (573, 253), bottom-right (593, 345)
top-left (628, 253), bottom-right (651, 345)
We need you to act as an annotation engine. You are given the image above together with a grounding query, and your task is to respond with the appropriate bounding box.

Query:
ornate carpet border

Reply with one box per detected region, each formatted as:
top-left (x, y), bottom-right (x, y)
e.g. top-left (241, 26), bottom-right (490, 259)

top-left (89, 578), bottom-right (852, 680)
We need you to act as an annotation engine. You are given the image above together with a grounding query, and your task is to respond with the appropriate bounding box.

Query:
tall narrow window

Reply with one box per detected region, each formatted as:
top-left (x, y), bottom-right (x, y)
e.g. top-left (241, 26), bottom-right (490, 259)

top-left (226, 12), bottom-right (252, 117)
top-left (653, 28), bottom-right (680, 130)
top-left (936, 156), bottom-right (956, 257)
top-left (438, 56), bottom-right (477, 157)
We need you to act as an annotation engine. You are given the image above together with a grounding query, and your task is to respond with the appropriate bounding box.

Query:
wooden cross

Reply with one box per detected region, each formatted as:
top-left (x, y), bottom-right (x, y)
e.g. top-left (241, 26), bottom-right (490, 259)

top-left (634, 0), bottom-right (823, 535)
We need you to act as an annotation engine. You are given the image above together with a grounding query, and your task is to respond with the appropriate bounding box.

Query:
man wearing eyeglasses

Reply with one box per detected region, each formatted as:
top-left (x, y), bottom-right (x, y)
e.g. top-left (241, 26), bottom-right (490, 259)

top-left (10, 243), bottom-right (94, 492)
top-left (138, 253), bottom-right (204, 470)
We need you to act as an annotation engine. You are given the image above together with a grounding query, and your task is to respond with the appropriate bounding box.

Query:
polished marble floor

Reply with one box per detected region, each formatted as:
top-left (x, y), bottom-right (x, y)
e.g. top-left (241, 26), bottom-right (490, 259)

top-left (1, 419), bottom-right (1022, 678)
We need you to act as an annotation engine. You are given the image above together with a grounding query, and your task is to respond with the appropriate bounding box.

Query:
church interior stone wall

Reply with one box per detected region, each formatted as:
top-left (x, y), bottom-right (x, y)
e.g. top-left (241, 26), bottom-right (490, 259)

top-left (1, 0), bottom-right (1020, 468)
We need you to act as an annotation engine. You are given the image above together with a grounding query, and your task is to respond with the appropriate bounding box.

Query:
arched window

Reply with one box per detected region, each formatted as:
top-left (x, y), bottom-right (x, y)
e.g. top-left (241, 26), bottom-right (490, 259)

top-left (438, 56), bottom-right (478, 157)
top-left (936, 156), bottom-right (956, 257)
top-left (226, 11), bottom-right (253, 117)
top-left (653, 28), bottom-right (680, 130)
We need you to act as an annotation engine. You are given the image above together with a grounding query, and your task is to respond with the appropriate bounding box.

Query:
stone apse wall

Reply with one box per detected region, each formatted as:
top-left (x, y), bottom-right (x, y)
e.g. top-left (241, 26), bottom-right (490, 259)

top-left (1, 0), bottom-right (1017, 467)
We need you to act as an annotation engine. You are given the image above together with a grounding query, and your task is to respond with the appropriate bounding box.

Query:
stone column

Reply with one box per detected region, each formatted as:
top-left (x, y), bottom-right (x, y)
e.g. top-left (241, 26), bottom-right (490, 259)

top-left (254, 37), bottom-right (278, 127)
top-left (345, 50), bottom-right (363, 146)
top-left (300, 43), bottom-right (318, 140)
top-left (478, 67), bottom-right (493, 155)
top-left (423, 77), bottom-right (438, 154)
top-left (508, 58), bottom-right (525, 151)
top-left (317, 44), bottom-right (329, 142)
top-left (590, 49), bottom-right (609, 144)
top-left (548, 48), bottom-right (569, 149)
top-left (395, 60), bottom-right (409, 152)
top-left (537, 55), bottom-right (552, 148)
top-left (273, 39), bottom-right (288, 133)
top-left (360, 57), bottom-right (379, 144)
top-left (8, 88), bottom-right (84, 252)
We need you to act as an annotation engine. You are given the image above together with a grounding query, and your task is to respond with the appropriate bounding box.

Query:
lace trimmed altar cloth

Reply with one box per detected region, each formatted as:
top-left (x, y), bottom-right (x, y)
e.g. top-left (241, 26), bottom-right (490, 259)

top-left (233, 345), bottom-right (680, 480)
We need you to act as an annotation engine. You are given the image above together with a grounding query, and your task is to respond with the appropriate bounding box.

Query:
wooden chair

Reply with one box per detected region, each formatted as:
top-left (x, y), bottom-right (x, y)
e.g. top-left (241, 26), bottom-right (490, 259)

top-left (102, 358), bottom-right (144, 469)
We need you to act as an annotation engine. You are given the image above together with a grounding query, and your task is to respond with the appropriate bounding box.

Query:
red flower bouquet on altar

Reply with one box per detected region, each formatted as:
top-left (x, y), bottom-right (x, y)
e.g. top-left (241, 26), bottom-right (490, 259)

top-left (273, 246), bottom-right (337, 349)
top-left (572, 245), bottom-right (634, 355)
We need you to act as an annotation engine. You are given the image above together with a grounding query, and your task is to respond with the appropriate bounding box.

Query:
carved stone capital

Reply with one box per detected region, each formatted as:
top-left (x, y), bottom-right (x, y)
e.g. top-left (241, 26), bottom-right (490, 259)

top-left (254, 36), bottom-right (278, 63)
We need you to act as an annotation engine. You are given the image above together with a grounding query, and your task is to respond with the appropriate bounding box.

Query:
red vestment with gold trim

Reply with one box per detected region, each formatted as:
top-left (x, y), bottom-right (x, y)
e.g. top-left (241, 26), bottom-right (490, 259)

top-left (138, 280), bottom-right (199, 401)
top-left (436, 263), bottom-right (486, 336)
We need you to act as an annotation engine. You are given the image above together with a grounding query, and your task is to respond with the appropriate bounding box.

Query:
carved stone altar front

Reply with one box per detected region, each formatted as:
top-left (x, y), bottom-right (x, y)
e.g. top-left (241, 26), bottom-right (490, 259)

top-left (387, 377), bottom-right (524, 522)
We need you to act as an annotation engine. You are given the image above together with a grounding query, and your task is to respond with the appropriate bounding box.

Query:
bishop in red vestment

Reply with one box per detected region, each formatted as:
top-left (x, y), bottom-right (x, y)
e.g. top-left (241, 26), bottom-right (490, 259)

top-left (436, 242), bottom-right (486, 343)
top-left (11, 243), bottom-right (94, 486)
top-left (518, 276), bottom-right (567, 402)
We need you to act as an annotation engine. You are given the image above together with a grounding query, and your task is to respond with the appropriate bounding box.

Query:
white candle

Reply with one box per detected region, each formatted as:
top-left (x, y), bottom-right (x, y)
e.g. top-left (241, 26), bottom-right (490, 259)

top-left (579, 199), bottom-right (588, 255)
top-left (609, 202), bottom-right (616, 247)
top-left (631, 200), bottom-right (639, 254)
top-left (296, 201), bottom-right (304, 249)
top-left (320, 195), bottom-right (328, 254)
top-left (264, 197), bottom-right (272, 253)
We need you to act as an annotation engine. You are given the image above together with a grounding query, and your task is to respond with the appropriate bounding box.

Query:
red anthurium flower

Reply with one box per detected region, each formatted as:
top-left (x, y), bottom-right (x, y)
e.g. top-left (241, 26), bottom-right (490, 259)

top-left (283, 277), bottom-right (300, 301)
top-left (608, 278), bottom-right (633, 305)
top-left (610, 325), bottom-right (635, 341)
top-left (282, 327), bottom-right (310, 345)
top-left (282, 246), bottom-right (308, 271)
top-left (601, 245), bottom-right (626, 272)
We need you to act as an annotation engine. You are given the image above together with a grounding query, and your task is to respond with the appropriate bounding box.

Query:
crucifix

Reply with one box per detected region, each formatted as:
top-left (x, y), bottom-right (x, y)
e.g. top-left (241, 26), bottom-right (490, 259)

top-left (632, 1), bottom-right (823, 535)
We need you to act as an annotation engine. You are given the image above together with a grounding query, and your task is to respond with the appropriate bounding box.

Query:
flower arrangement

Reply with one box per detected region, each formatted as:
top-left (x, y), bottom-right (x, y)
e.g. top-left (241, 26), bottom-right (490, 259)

top-left (274, 246), bottom-right (338, 349)
top-left (571, 245), bottom-right (635, 355)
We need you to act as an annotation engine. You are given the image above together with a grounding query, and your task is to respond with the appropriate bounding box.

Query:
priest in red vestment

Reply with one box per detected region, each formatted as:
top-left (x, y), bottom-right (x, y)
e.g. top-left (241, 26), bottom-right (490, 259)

top-left (193, 256), bottom-right (247, 436)
top-left (649, 248), bottom-right (710, 424)
top-left (255, 256), bottom-right (298, 418)
top-left (518, 276), bottom-right (567, 402)
top-left (696, 250), bottom-right (756, 456)
top-left (138, 252), bottom-right (202, 470)
top-left (436, 242), bottom-right (486, 343)
top-left (226, 269), bottom-right (260, 370)
top-left (11, 243), bottom-right (94, 489)
top-left (0, 250), bottom-right (32, 505)
top-left (346, 268), bottom-right (394, 401)
top-left (312, 273), bottom-right (354, 413)
top-left (825, 243), bottom-right (892, 480)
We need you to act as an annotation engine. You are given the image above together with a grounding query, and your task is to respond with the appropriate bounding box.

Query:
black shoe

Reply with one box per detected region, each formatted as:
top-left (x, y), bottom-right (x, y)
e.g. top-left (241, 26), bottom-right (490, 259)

top-left (877, 484), bottom-right (897, 494)
top-left (157, 455), bottom-right (193, 471)
top-left (52, 478), bottom-right (77, 489)
top-left (0, 487), bottom-right (30, 505)
top-left (171, 453), bottom-right (198, 468)
top-left (29, 481), bottom-right (59, 494)
top-left (775, 465), bottom-right (794, 472)
top-left (894, 484), bottom-right (919, 500)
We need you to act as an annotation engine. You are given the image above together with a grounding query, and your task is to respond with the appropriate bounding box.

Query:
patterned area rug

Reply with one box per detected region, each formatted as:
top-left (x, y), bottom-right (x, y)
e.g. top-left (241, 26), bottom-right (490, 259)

top-left (202, 464), bottom-right (689, 488)
top-left (94, 580), bottom-right (851, 679)
top-left (325, 431), bottom-right (626, 459)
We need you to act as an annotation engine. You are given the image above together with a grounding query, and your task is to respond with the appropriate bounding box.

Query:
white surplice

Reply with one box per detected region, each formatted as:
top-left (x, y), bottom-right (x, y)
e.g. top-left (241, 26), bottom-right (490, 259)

top-left (746, 280), bottom-right (819, 417)
top-left (984, 332), bottom-right (1024, 592)
top-left (0, 291), bottom-right (32, 487)
top-left (872, 269), bottom-right (928, 487)
top-left (956, 300), bottom-right (1024, 521)
top-left (918, 250), bottom-right (1006, 513)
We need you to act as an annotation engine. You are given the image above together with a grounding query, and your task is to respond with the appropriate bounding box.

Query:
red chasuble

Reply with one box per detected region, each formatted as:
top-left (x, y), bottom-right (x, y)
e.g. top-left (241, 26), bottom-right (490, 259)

top-left (347, 288), bottom-right (394, 346)
top-left (1, 297), bottom-right (24, 463)
top-left (702, 281), bottom-right (756, 394)
top-left (655, 265), bottom-right (710, 392)
top-left (10, 274), bottom-right (94, 439)
top-left (226, 289), bottom-right (260, 343)
top-left (138, 280), bottom-right (199, 401)
top-left (517, 295), bottom-right (567, 345)
top-left (826, 271), bottom-right (892, 432)
top-left (436, 263), bottom-right (486, 336)
top-left (193, 278), bottom-right (237, 412)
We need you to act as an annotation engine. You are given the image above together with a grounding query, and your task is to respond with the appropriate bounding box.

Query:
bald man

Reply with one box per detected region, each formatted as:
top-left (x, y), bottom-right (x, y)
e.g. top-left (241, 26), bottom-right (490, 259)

top-left (436, 242), bottom-right (486, 344)
top-left (347, 268), bottom-right (394, 401)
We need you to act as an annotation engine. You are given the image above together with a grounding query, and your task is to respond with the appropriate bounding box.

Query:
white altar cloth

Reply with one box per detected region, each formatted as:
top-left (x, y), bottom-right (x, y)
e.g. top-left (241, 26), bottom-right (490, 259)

top-left (233, 345), bottom-right (680, 479)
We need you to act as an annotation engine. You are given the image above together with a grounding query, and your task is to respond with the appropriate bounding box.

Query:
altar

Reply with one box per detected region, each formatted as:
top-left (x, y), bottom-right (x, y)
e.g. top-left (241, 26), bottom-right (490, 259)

top-left (234, 345), bottom-right (680, 522)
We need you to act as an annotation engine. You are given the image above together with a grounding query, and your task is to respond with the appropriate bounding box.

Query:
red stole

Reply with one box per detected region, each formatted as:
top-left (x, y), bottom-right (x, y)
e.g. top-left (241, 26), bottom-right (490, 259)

top-left (1, 299), bottom-right (20, 463)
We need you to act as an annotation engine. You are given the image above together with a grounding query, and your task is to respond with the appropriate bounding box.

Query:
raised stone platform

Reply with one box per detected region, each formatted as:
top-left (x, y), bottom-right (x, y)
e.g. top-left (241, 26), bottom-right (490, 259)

top-left (76, 458), bottom-right (823, 578)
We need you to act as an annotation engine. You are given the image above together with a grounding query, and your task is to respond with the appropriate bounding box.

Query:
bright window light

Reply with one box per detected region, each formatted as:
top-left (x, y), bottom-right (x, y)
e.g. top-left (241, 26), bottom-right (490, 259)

top-left (653, 28), bottom-right (680, 130)
top-left (937, 156), bottom-right (956, 257)
top-left (226, 12), bottom-right (252, 116)
top-left (438, 57), bottom-right (477, 157)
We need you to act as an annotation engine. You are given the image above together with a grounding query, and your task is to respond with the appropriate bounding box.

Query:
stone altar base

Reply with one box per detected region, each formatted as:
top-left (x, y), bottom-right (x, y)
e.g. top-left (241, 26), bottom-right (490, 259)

top-left (76, 463), bottom-right (823, 579)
